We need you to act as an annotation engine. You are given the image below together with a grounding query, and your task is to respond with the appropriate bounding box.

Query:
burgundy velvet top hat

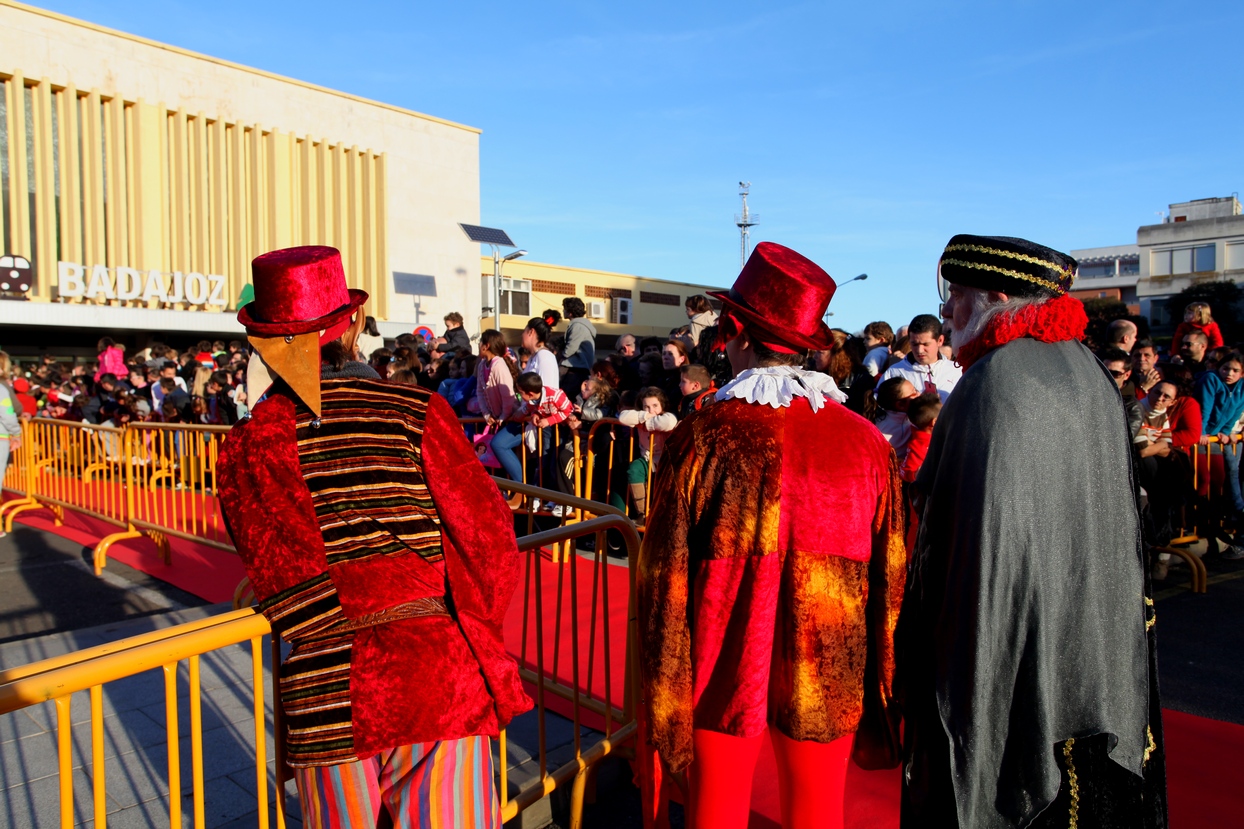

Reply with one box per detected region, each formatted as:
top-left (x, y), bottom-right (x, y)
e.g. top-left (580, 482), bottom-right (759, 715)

top-left (237, 246), bottom-right (368, 337)
top-left (707, 241), bottom-right (836, 354)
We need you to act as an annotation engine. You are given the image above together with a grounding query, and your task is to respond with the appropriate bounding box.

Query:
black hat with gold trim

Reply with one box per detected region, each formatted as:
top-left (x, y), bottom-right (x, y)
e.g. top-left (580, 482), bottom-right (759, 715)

top-left (938, 234), bottom-right (1077, 298)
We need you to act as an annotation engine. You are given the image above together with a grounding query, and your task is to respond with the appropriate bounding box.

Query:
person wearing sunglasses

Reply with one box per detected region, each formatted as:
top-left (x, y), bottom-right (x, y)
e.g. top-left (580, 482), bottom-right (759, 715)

top-left (897, 235), bottom-right (1166, 829)
top-left (1101, 347), bottom-right (1144, 440)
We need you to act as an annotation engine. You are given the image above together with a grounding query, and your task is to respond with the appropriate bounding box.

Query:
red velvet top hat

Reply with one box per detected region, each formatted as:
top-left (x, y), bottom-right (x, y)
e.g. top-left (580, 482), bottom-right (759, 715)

top-left (237, 246), bottom-right (368, 337)
top-left (707, 242), bottom-right (836, 353)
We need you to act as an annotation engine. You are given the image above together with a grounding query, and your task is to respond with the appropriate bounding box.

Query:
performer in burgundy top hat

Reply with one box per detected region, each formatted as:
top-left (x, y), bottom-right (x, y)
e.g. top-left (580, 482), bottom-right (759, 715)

top-left (218, 246), bottom-right (529, 828)
top-left (638, 242), bottom-right (907, 829)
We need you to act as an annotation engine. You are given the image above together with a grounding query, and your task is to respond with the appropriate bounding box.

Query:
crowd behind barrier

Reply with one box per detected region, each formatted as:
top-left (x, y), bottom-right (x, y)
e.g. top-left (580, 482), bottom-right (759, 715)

top-left (2, 296), bottom-right (1238, 582)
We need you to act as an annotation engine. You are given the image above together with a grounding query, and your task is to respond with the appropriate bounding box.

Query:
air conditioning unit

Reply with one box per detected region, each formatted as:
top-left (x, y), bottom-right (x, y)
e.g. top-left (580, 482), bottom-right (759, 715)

top-left (588, 300), bottom-right (606, 319)
top-left (610, 297), bottom-right (632, 325)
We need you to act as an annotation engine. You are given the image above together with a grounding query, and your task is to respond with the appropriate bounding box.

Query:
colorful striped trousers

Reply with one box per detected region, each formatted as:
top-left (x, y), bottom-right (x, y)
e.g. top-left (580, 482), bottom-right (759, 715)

top-left (295, 735), bottom-right (499, 829)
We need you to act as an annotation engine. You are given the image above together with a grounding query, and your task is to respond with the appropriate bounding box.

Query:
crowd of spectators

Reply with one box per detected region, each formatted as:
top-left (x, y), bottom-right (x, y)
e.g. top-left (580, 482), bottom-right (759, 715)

top-left (6, 291), bottom-right (1239, 577)
top-left (7, 337), bottom-right (251, 428)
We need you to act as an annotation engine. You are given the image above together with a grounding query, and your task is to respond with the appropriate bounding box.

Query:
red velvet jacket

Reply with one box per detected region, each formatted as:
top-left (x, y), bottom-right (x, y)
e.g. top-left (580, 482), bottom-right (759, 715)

top-left (638, 394), bottom-right (906, 773)
top-left (218, 378), bottom-right (530, 767)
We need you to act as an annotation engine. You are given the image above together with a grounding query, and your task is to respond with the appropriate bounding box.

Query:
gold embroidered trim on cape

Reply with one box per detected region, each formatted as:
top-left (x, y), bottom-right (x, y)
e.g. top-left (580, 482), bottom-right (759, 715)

top-left (1063, 738), bottom-right (1080, 829)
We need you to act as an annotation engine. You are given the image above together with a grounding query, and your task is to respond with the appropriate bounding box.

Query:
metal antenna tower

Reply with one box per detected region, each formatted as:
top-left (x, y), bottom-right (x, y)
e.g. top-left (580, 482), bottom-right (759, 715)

top-left (735, 182), bottom-right (759, 268)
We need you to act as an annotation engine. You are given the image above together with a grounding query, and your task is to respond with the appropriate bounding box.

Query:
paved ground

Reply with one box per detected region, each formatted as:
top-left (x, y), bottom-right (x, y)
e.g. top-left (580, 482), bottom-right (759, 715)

top-left (0, 525), bottom-right (207, 646)
top-left (1152, 539), bottom-right (1244, 725)
top-left (0, 524), bottom-right (598, 828)
top-left (0, 523), bottom-right (1240, 828)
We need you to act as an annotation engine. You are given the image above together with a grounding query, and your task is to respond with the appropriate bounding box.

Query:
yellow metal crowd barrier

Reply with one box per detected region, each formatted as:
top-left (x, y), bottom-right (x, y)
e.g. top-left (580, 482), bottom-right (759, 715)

top-left (0, 608), bottom-right (274, 829)
top-left (0, 419), bottom-right (234, 574)
top-left (0, 480), bottom-right (643, 829)
top-left (1157, 436), bottom-right (1241, 593)
top-left (0, 413), bottom-right (663, 579)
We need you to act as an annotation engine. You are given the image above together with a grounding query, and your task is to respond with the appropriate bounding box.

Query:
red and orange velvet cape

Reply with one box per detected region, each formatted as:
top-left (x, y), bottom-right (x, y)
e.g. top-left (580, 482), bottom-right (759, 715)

top-left (638, 394), bottom-right (906, 773)
top-left (218, 379), bottom-right (530, 767)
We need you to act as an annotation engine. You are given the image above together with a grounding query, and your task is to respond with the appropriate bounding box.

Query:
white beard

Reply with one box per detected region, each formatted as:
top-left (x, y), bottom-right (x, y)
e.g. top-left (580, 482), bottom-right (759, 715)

top-left (948, 288), bottom-right (1047, 358)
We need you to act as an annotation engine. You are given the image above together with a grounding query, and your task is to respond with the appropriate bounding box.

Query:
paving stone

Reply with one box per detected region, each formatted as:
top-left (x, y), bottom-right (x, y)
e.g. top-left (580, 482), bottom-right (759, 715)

top-left (0, 766), bottom-right (100, 828)
top-left (0, 709), bottom-right (49, 745)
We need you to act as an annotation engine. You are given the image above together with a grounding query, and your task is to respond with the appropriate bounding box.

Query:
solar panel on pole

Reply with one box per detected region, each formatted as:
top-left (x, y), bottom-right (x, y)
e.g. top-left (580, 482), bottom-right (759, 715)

top-left (458, 224), bottom-right (515, 247)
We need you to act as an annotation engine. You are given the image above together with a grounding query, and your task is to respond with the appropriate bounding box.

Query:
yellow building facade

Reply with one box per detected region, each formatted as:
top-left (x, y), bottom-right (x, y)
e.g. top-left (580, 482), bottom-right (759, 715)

top-left (0, 0), bottom-right (481, 343)
top-left (480, 257), bottom-right (726, 346)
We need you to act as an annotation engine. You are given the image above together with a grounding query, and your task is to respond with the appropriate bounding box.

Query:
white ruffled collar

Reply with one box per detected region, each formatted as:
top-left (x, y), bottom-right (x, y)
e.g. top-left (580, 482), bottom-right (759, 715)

top-left (715, 366), bottom-right (847, 411)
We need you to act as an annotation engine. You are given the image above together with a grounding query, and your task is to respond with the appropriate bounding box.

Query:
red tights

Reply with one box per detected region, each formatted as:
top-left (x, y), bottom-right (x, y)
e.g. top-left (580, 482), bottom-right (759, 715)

top-left (686, 727), bottom-right (853, 829)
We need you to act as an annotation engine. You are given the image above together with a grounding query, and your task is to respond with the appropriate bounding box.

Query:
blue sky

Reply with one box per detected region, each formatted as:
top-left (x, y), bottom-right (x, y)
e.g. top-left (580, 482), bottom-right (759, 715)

top-left (41, 0), bottom-right (1244, 331)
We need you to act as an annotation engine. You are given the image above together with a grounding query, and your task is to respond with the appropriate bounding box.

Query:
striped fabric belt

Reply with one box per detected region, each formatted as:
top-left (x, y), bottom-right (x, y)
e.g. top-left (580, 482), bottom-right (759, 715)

top-left (323, 596), bottom-right (450, 637)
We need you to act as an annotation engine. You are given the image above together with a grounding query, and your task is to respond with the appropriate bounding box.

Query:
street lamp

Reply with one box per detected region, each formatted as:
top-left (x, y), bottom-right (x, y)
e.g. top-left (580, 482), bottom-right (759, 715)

top-left (458, 224), bottom-right (523, 333)
top-left (824, 274), bottom-right (868, 319)
top-left (497, 249), bottom-right (527, 331)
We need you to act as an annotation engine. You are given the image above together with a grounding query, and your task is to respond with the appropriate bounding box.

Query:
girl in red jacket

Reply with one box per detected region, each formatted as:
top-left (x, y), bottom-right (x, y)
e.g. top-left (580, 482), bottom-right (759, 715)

top-left (1172, 301), bottom-right (1224, 353)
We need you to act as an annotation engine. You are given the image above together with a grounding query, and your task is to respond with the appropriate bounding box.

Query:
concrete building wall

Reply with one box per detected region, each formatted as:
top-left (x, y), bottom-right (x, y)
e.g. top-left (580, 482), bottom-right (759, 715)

top-left (0, 0), bottom-right (481, 339)
top-left (1135, 213), bottom-right (1244, 328)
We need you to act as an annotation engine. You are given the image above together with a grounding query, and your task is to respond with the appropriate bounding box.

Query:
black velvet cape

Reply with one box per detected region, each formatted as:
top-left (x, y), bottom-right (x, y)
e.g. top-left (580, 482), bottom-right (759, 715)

top-left (898, 338), bottom-right (1166, 828)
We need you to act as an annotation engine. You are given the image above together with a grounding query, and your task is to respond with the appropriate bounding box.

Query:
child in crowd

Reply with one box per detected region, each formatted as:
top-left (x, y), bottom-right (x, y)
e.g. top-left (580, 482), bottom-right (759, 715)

top-left (1173, 301), bottom-right (1224, 353)
top-left (676, 364), bottom-right (716, 418)
top-left (190, 395), bottom-right (211, 424)
top-left (861, 321), bottom-right (894, 376)
top-left (388, 367), bottom-right (421, 386)
top-left (901, 392), bottom-right (941, 483)
top-left (490, 372), bottom-right (574, 502)
top-left (1197, 352), bottom-right (1244, 541)
top-left (11, 378), bottom-right (37, 417)
top-left (868, 376), bottom-right (919, 461)
top-left (613, 387), bottom-right (678, 524)
top-left (556, 376), bottom-right (619, 501)
top-left (568, 376), bottom-right (618, 431)
top-left (94, 337), bottom-right (127, 384)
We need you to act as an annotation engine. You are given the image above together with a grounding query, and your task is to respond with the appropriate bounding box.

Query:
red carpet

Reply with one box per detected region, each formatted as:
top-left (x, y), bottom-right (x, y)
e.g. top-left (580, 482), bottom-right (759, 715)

top-left (12, 500), bottom-right (1241, 828)
top-left (1163, 709), bottom-right (1244, 828)
top-left (736, 709), bottom-right (1244, 828)
top-left (502, 549), bottom-right (631, 732)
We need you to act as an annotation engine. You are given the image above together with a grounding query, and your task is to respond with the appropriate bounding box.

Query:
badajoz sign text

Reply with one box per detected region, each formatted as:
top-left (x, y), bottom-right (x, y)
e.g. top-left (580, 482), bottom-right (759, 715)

top-left (57, 262), bottom-right (228, 308)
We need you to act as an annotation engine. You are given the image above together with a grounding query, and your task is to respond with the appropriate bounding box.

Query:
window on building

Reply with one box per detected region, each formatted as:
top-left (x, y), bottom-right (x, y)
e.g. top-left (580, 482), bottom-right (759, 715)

top-left (1227, 243), bottom-right (1244, 271)
top-left (1194, 245), bottom-right (1215, 272)
top-left (1120, 257), bottom-right (1140, 276)
top-left (1151, 300), bottom-right (1173, 328)
top-left (1172, 248), bottom-right (1193, 274)
top-left (1079, 263), bottom-right (1114, 278)
top-left (501, 278), bottom-right (531, 316)
top-left (1151, 250), bottom-right (1172, 276)
top-left (640, 291), bottom-right (679, 306)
